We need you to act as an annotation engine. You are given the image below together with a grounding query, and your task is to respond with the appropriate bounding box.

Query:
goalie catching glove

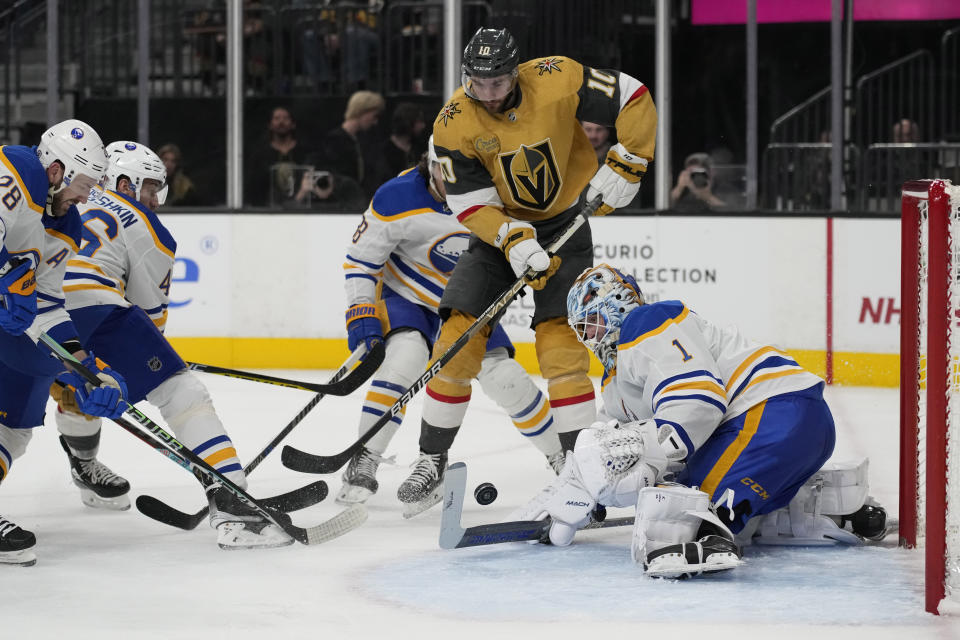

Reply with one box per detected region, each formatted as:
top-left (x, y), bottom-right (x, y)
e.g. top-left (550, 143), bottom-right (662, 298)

top-left (0, 257), bottom-right (37, 336)
top-left (587, 143), bottom-right (647, 216)
top-left (509, 419), bottom-right (667, 546)
top-left (56, 354), bottom-right (128, 419)
top-left (495, 221), bottom-right (561, 290)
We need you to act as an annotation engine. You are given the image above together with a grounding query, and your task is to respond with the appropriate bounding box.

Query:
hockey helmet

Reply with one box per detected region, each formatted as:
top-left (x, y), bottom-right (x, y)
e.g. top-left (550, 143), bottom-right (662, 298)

top-left (105, 141), bottom-right (168, 206)
top-left (567, 264), bottom-right (644, 371)
top-left (36, 119), bottom-right (108, 194)
top-left (461, 27), bottom-right (520, 100)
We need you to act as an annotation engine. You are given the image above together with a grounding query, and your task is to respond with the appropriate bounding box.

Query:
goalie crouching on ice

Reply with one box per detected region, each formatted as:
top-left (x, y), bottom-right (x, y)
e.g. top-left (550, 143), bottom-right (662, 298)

top-left (511, 264), bottom-right (887, 578)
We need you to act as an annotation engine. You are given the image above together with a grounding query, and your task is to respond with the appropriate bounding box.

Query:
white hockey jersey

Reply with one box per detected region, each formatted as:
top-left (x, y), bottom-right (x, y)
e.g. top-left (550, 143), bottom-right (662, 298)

top-left (65, 187), bottom-right (177, 332)
top-left (0, 145), bottom-right (81, 340)
top-left (599, 300), bottom-right (823, 457)
top-left (344, 168), bottom-right (467, 309)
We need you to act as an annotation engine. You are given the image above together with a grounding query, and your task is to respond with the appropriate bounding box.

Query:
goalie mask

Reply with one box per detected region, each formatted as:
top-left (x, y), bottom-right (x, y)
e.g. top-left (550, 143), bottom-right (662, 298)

top-left (461, 27), bottom-right (520, 102)
top-left (36, 119), bottom-right (108, 197)
top-left (104, 141), bottom-right (168, 206)
top-left (567, 264), bottom-right (644, 371)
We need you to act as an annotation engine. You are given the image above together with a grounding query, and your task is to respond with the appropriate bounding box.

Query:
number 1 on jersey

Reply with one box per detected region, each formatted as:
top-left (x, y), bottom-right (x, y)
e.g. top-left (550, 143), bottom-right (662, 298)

top-left (671, 339), bottom-right (693, 362)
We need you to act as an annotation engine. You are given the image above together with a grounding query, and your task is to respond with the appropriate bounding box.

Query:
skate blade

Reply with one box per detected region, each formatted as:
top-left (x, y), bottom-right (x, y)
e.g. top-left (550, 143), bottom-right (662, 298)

top-left (0, 549), bottom-right (37, 567)
top-left (335, 484), bottom-right (374, 505)
top-left (401, 489), bottom-right (442, 519)
top-left (80, 488), bottom-right (131, 511)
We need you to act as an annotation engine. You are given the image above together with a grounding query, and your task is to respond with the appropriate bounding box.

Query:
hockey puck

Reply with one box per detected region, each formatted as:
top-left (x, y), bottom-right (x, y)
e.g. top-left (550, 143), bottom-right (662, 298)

top-left (474, 482), bottom-right (498, 505)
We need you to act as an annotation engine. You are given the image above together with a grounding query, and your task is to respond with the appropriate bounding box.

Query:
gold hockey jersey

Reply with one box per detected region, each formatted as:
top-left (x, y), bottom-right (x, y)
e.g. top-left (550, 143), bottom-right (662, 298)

top-left (432, 56), bottom-right (656, 245)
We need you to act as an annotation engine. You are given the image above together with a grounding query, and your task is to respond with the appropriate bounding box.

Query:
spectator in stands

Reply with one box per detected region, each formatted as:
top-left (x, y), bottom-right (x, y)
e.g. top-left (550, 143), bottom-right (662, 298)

top-left (317, 90), bottom-right (385, 198)
top-left (893, 118), bottom-right (921, 143)
top-left (581, 121), bottom-right (612, 166)
top-left (246, 106), bottom-right (314, 207)
top-left (368, 102), bottom-right (427, 186)
top-left (157, 143), bottom-right (204, 207)
top-left (671, 152), bottom-right (726, 212)
top-left (288, 168), bottom-right (367, 212)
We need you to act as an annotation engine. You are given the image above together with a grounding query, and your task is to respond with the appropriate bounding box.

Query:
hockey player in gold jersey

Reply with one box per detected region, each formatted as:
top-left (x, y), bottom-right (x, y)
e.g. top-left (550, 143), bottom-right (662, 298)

top-left (397, 27), bottom-right (657, 513)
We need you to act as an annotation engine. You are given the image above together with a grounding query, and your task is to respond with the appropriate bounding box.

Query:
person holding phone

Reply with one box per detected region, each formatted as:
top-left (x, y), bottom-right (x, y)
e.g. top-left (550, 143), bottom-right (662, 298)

top-left (290, 167), bottom-right (368, 212)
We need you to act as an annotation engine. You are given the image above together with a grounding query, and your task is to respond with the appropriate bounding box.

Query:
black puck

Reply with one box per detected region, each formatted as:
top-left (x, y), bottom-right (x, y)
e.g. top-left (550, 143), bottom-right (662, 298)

top-left (474, 482), bottom-right (498, 505)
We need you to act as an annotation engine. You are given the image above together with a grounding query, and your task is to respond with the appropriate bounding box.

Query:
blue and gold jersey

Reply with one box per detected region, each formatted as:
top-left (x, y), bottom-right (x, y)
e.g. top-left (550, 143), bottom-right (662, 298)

top-left (599, 300), bottom-right (823, 458)
top-left (0, 145), bottom-right (82, 341)
top-left (67, 187), bottom-right (177, 331)
top-left (344, 168), bottom-right (466, 311)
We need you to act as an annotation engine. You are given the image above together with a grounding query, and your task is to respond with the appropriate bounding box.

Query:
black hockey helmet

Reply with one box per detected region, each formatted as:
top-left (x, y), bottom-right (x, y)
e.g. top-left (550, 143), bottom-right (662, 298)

top-left (461, 27), bottom-right (520, 79)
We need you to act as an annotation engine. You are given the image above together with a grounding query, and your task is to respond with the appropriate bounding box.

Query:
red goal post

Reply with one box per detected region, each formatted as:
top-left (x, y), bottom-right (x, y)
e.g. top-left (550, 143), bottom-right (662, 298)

top-left (899, 178), bottom-right (960, 615)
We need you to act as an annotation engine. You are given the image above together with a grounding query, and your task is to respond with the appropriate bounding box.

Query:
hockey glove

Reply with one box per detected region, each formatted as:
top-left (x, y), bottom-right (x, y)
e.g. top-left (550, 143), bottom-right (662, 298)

top-left (345, 303), bottom-right (383, 352)
top-left (495, 221), bottom-right (561, 290)
top-left (587, 143), bottom-right (646, 216)
top-left (0, 258), bottom-right (37, 336)
top-left (57, 355), bottom-right (128, 419)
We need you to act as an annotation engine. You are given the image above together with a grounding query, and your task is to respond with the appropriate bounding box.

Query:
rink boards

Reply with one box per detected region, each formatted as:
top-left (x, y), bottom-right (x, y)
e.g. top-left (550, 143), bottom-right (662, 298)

top-left (158, 214), bottom-right (899, 387)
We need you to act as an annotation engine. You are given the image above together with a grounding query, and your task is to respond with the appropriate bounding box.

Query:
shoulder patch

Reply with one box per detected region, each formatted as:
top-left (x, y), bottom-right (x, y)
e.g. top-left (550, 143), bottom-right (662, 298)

top-left (437, 100), bottom-right (463, 127)
top-left (619, 300), bottom-right (688, 348)
top-left (534, 57), bottom-right (565, 75)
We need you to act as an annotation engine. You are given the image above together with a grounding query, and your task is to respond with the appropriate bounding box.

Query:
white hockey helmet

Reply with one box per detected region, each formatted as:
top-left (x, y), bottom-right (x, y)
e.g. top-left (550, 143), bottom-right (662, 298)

top-left (36, 119), bottom-right (108, 193)
top-left (104, 141), bottom-right (168, 205)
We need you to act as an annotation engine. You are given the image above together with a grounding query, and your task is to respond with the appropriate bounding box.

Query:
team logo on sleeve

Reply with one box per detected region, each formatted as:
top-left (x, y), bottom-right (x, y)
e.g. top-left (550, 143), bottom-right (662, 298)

top-left (535, 57), bottom-right (564, 75)
top-left (437, 101), bottom-right (462, 127)
top-left (497, 139), bottom-right (562, 210)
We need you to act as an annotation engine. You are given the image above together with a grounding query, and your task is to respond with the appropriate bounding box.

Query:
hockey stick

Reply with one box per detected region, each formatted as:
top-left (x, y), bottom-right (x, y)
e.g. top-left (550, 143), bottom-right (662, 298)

top-left (439, 462), bottom-right (633, 549)
top-left (185, 340), bottom-right (384, 396)
top-left (37, 332), bottom-right (368, 545)
top-left (282, 196), bottom-right (603, 475)
top-left (135, 346), bottom-right (366, 530)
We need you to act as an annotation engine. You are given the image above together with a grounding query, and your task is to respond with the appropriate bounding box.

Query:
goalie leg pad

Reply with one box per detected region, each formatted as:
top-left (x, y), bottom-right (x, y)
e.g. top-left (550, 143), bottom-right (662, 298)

top-left (751, 457), bottom-right (883, 545)
top-left (632, 485), bottom-right (742, 578)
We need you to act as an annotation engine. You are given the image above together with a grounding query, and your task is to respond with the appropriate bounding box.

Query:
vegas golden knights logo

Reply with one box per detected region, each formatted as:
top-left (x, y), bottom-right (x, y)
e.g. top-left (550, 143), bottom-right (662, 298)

top-left (497, 139), bottom-right (561, 210)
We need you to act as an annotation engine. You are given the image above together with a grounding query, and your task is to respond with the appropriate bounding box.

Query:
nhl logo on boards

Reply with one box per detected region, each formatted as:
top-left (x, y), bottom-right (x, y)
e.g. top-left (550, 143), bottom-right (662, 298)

top-left (147, 356), bottom-right (163, 372)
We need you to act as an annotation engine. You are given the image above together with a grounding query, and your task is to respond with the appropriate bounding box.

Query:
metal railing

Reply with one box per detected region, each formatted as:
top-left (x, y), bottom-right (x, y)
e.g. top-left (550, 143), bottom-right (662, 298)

top-left (859, 143), bottom-right (960, 212)
top-left (855, 50), bottom-right (935, 146)
top-left (769, 86), bottom-right (831, 144)
top-left (0, 0), bottom-right (46, 143)
top-left (760, 142), bottom-right (861, 211)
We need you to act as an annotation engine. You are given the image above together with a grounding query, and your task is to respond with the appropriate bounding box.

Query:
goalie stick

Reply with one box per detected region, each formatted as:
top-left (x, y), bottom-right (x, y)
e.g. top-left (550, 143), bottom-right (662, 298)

top-left (439, 462), bottom-right (633, 549)
top-left (135, 346), bottom-right (366, 530)
top-left (37, 332), bottom-right (368, 546)
top-left (186, 340), bottom-right (384, 396)
top-left (282, 196), bottom-right (603, 475)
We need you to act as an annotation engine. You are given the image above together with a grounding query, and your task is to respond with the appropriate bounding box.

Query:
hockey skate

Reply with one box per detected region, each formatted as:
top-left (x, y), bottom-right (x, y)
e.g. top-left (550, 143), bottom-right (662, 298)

top-left (206, 485), bottom-right (294, 550)
top-left (547, 450), bottom-right (566, 475)
top-left (336, 446), bottom-right (386, 505)
top-left (59, 436), bottom-right (131, 511)
top-left (0, 514), bottom-right (36, 567)
top-left (397, 451), bottom-right (447, 519)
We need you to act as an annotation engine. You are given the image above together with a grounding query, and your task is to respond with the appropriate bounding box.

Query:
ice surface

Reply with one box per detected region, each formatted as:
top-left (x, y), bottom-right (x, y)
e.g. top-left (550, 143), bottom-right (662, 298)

top-left (1, 375), bottom-right (958, 639)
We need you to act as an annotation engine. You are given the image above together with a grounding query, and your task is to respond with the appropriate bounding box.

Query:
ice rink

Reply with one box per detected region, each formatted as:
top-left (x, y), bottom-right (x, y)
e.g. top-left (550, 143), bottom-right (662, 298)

top-left (1, 370), bottom-right (958, 639)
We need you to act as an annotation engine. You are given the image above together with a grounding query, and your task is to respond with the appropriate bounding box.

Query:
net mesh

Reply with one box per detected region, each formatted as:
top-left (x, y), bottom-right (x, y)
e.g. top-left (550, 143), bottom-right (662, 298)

top-left (912, 181), bottom-right (960, 610)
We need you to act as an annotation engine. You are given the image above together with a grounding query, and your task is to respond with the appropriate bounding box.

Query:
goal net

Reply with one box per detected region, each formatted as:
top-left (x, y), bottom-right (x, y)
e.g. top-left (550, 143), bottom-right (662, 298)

top-left (900, 178), bottom-right (960, 615)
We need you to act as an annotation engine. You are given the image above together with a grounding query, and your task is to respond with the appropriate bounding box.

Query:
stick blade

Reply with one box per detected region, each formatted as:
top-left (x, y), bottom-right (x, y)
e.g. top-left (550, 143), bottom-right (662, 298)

top-left (135, 495), bottom-right (207, 531)
top-left (302, 504), bottom-right (368, 545)
top-left (281, 444), bottom-right (354, 475)
top-left (439, 462), bottom-right (468, 549)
